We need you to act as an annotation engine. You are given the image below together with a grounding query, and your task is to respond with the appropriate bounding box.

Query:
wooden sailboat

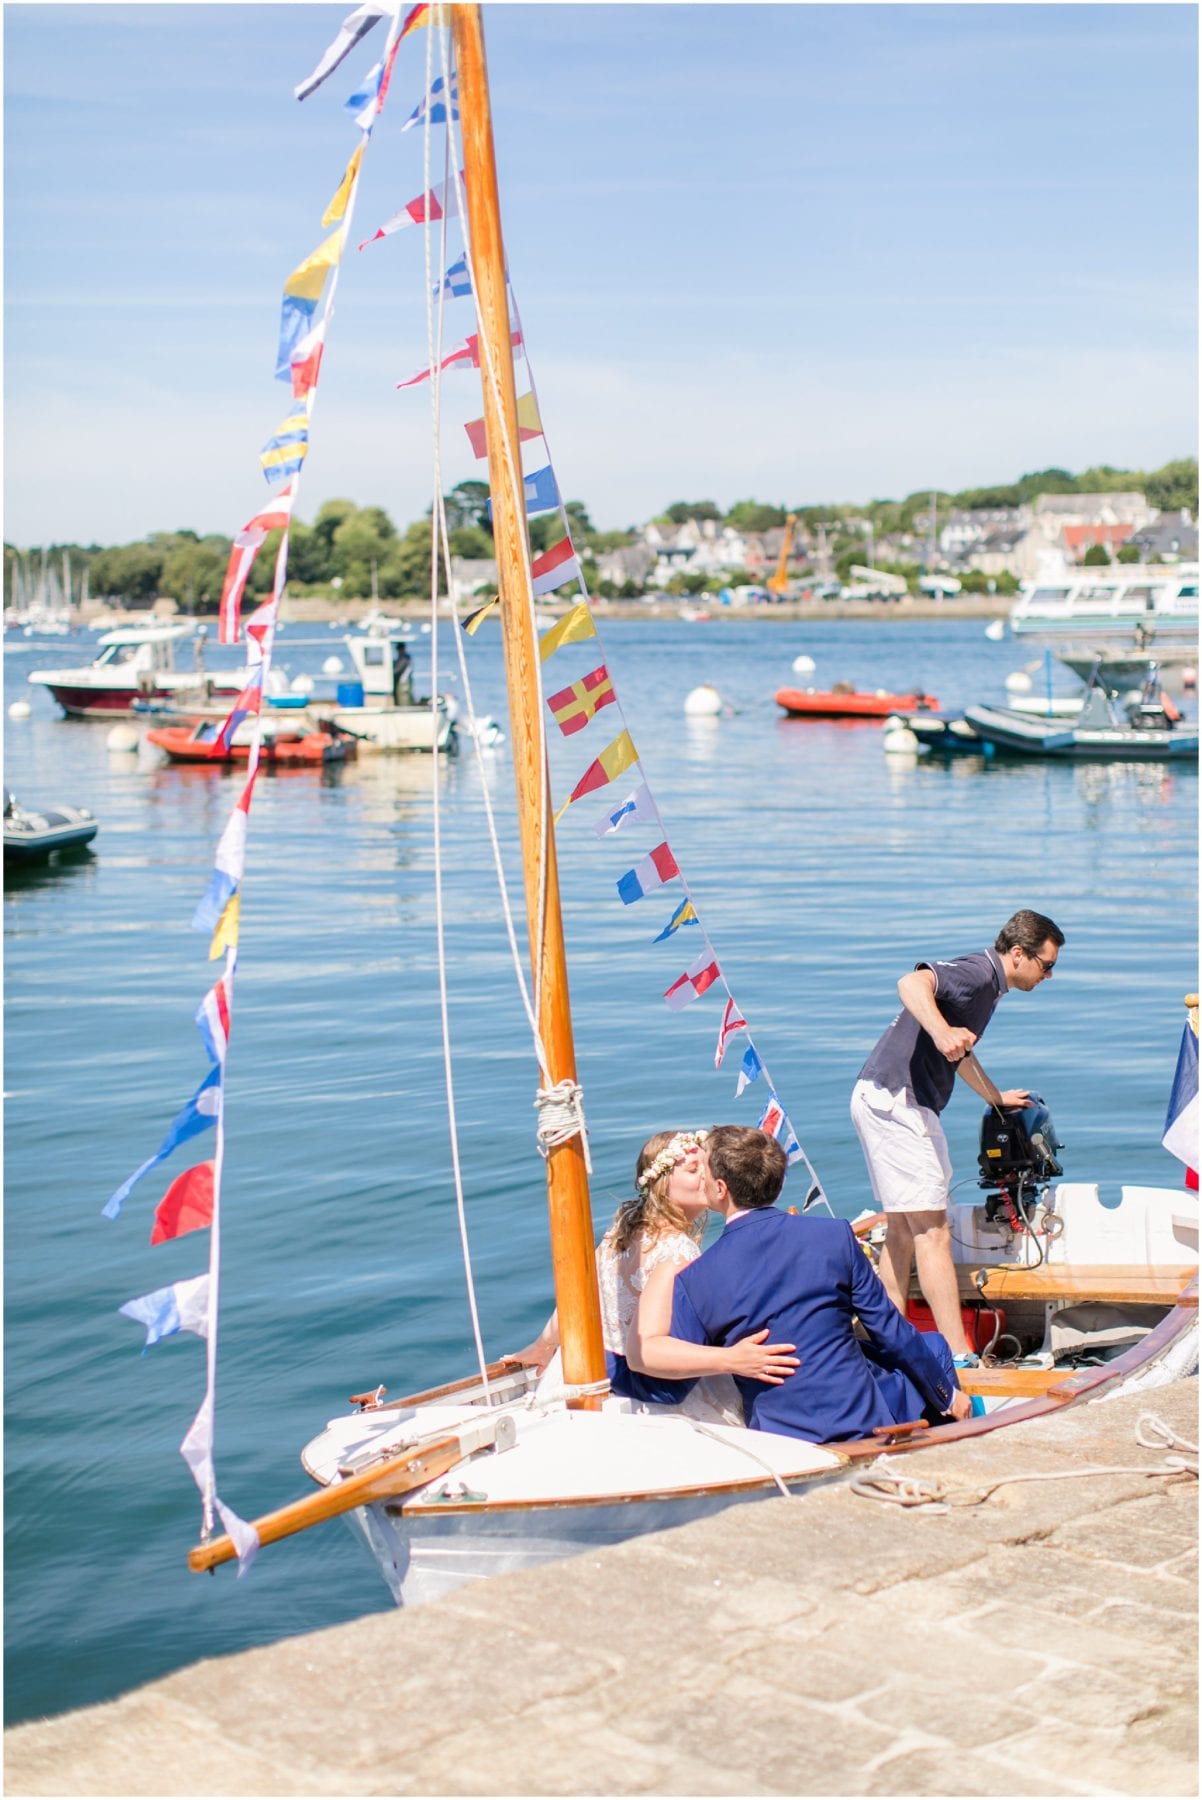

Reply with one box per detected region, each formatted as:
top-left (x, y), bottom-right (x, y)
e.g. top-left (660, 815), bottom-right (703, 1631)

top-left (189, 6), bottom-right (1197, 1602)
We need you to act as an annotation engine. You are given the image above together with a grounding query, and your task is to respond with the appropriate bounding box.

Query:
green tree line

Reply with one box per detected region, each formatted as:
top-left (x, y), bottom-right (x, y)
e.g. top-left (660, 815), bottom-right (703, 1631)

top-left (5, 459), bottom-right (1195, 609)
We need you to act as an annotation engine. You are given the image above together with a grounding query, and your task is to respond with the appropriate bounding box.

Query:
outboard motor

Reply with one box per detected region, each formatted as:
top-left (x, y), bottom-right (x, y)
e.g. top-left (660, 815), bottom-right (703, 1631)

top-left (978, 1096), bottom-right (1064, 1236)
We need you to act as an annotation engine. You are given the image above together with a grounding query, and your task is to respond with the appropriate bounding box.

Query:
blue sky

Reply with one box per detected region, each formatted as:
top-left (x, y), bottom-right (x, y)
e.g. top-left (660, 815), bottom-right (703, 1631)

top-left (4, 2), bottom-right (1197, 547)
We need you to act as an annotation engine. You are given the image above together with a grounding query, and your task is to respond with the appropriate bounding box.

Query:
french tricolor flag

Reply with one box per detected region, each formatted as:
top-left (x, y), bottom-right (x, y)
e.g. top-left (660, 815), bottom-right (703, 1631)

top-left (1163, 1023), bottom-right (1199, 1188)
top-left (617, 843), bottom-right (679, 905)
top-left (664, 952), bottom-right (720, 1013)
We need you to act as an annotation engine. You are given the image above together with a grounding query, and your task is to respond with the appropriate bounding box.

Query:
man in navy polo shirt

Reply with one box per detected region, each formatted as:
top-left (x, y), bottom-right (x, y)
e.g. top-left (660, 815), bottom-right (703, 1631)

top-left (629, 1126), bottom-right (971, 1443)
top-left (851, 909), bottom-right (1064, 1359)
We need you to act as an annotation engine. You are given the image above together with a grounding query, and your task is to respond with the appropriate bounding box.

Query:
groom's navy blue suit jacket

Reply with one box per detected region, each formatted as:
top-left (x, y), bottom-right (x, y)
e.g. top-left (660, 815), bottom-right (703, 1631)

top-left (669, 1207), bottom-right (958, 1443)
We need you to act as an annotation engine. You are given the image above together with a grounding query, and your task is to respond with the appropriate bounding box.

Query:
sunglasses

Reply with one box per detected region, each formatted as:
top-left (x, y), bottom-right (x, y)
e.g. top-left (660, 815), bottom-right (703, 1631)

top-left (1025, 949), bottom-right (1057, 975)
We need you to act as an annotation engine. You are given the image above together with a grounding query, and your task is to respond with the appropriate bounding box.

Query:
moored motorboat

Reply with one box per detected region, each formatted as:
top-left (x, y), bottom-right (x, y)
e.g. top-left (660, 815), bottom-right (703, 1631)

top-left (4, 793), bottom-right (98, 863)
top-left (27, 624), bottom-right (249, 718)
top-left (1009, 565), bottom-right (1198, 641)
top-left (146, 719), bottom-right (352, 766)
top-left (307, 623), bottom-right (458, 754)
top-left (965, 678), bottom-right (1198, 759)
top-left (776, 684), bottom-right (939, 719)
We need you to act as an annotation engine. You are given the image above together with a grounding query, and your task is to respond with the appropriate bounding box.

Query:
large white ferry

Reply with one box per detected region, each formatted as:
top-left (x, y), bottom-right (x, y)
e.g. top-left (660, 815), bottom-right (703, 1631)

top-left (1009, 564), bottom-right (1198, 640)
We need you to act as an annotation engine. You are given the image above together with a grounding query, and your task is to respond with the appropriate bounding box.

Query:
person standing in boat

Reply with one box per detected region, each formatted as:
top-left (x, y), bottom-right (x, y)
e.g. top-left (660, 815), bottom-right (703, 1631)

top-left (851, 909), bottom-right (1064, 1362)
top-left (629, 1126), bottom-right (971, 1443)
top-left (502, 1129), bottom-right (798, 1424)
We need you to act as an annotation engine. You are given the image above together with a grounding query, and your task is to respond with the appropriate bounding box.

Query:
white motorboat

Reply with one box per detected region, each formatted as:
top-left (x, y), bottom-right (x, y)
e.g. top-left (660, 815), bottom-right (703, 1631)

top-left (1009, 565), bottom-right (1198, 641)
top-left (27, 623), bottom-right (246, 718)
top-left (310, 621), bottom-right (457, 753)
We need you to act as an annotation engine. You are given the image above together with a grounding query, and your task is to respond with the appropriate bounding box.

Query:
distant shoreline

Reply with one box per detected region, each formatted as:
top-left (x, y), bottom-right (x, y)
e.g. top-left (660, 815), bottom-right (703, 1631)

top-left (75, 595), bottom-right (1012, 630)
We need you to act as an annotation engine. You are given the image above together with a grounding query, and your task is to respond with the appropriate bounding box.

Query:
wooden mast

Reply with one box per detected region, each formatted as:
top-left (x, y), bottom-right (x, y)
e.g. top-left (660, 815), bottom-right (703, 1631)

top-left (452, 5), bottom-right (606, 1404)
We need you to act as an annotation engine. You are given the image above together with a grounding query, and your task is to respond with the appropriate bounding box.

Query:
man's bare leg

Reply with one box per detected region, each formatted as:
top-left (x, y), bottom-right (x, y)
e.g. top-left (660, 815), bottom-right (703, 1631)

top-left (908, 1209), bottom-right (971, 1355)
top-left (878, 1214), bottom-right (915, 1317)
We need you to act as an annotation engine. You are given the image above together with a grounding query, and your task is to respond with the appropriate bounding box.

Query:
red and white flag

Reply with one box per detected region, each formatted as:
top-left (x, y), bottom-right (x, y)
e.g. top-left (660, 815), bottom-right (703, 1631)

top-left (397, 330), bottom-right (522, 389)
top-left (218, 486), bottom-right (295, 643)
top-left (359, 177), bottom-right (461, 250)
top-left (664, 953), bottom-right (720, 1013)
top-left (531, 536), bottom-right (582, 598)
top-left (714, 997), bottom-right (747, 1069)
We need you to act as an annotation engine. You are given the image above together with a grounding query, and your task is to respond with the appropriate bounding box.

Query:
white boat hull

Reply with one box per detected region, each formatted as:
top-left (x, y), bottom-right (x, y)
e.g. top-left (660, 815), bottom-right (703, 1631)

top-left (327, 702), bottom-right (457, 753)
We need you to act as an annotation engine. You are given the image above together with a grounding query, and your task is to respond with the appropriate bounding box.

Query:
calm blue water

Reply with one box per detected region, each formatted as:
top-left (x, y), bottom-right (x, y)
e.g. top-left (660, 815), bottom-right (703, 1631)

top-left (4, 617), bottom-right (1196, 1723)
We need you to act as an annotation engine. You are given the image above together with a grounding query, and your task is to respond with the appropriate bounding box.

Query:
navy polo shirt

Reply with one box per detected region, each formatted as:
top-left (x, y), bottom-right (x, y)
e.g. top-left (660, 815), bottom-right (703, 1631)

top-left (858, 947), bottom-right (1006, 1114)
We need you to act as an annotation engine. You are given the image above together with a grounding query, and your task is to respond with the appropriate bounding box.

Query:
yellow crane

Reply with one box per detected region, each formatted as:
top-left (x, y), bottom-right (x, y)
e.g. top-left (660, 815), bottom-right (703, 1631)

top-left (766, 513), bottom-right (798, 595)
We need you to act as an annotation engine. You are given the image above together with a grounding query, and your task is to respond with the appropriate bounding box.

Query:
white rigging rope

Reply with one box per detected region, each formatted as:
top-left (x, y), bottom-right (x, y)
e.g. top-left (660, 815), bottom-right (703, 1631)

top-left (422, 21), bottom-right (492, 1401)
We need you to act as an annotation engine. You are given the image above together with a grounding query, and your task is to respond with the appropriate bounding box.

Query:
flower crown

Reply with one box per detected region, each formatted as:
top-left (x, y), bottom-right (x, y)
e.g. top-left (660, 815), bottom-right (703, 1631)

top-left (635, 1129), bottom-right (708, 1191)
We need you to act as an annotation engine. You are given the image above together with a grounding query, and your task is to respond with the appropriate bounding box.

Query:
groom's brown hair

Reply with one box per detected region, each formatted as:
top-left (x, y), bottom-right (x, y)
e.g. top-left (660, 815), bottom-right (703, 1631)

top-left (707, 1126), bottom-right (787, 1210)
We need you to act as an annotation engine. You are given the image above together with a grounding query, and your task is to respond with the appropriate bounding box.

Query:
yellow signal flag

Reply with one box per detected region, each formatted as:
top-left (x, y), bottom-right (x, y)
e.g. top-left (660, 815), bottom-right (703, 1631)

top-left (322, 146), bottom-right (364, 228)
top-left (400, 3), bottom-right (453, 40)
top-left (209, 892), bottom-right (241, 961)
top-left (538, 601), bottom-right (597, 663)
top-left (284, 228), bottom-right (345, 301)
top-left (553, 729), bottom-right (638, 825)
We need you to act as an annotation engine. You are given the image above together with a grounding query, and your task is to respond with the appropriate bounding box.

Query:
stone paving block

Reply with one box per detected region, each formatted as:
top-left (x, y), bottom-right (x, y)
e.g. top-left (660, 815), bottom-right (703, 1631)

top-left (994, 1717), bottom-right (1198, 1798)
top-left (1046, 1490), bottom-right (1196, 1568)
top-left (3, 1692), bottom-right (340, 1798)
top-left (858, 1745), bottom-right (1104, 1798)
top-left (617, 1678), bottom-right (902, 1796)
top-left (1089, 1598), bottom-right (1198, 1654)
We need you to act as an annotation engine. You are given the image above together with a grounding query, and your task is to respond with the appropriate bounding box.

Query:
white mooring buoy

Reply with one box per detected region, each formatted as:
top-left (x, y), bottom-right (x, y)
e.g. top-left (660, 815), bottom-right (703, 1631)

top-left (322, 656), bottom-right (344, 676)
top-left (882, 725), bottom-right (920, 755)
top-left (1005, 670), bottom-right (1033, 695)
top-left (290, 673), bottom-right (315, 695)
top-left (791, 654), bottom-right (816, 674)
top-left (984, 619), bottom-right (1005, 642)
top-left (8, 699), bottom-right (32, 721)
top-left (684, 684), bottom-right (723, 717)
top-left (106, 724), bottom-right (139, 752)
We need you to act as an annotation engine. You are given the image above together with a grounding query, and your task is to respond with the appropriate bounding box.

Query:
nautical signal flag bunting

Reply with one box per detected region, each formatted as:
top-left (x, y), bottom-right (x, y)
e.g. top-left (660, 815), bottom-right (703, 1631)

top-left (547, 665), bottom-right (616, 736)
top-left (664, 954), bottom-right (721, 1012)
top-left (617, 843), bottom-right (680, 905)
top-left (553, 730), bottom-right (638, 823)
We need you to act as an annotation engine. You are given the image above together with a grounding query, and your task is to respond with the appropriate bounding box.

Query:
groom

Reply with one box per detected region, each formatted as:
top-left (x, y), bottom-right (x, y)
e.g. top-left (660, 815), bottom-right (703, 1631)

top-left (641, 1125), bottom-right (971, 1443)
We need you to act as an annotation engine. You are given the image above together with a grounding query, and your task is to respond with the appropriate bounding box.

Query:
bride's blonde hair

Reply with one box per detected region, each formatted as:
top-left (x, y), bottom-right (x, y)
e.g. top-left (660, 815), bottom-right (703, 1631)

top-left (607, 1129), bottom-right (708, 1253)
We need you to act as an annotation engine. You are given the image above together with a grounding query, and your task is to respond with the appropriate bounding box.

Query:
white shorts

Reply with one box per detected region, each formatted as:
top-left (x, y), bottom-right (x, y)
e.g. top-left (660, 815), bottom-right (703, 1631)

top-left (851, 1078), bottom-right (953, 1214)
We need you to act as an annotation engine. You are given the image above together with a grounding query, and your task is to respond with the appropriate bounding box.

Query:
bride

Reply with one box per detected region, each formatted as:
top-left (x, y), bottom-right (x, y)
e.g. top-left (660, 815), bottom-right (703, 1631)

top-left (503, 1128), bottom-right (797, 1423)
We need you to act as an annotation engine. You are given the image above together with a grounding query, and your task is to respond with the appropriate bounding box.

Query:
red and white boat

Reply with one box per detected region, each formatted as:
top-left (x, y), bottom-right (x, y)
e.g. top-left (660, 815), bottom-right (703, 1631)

top-left (27, 624), bottom-right (245, 718)
top-left (775, 684), bottom-right (939, 719)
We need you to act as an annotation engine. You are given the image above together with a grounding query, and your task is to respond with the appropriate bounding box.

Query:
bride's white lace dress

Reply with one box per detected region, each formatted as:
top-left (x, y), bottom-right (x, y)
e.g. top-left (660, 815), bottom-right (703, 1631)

top-left (595, 1228), bottom-right (744, 1427)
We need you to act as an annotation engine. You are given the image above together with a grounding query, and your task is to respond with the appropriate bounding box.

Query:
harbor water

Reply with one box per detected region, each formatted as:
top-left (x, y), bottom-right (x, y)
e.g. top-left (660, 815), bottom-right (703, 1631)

top-left (4, 617), bottom-right (1197, 1724)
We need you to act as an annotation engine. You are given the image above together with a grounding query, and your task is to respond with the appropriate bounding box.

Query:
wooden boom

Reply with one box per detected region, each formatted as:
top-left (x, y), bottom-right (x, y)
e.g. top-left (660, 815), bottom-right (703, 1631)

top-left (451, 6), bottom-right (607, 1406)
top-left (189, 1424), bottom-right (496, 1573)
